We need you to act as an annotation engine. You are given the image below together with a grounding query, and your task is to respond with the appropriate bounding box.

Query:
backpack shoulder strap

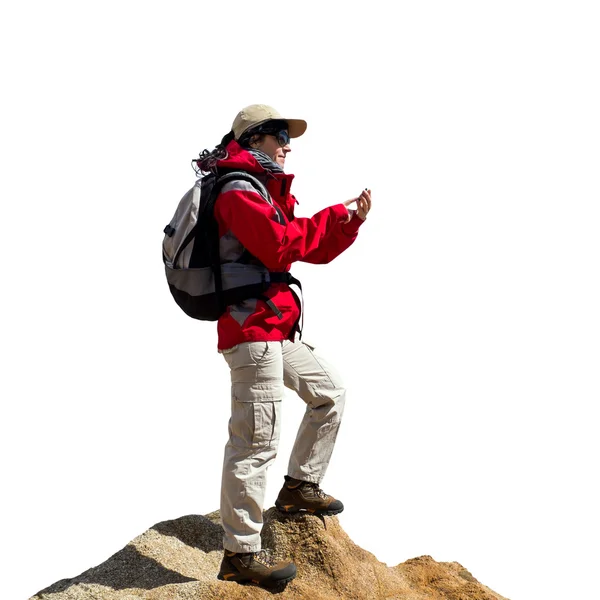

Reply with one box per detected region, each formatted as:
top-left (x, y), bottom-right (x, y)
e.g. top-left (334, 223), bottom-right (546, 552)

top-left (202, 171), bottom-right (271, 314)
top-left (213, 171), bottom-right (269, 204)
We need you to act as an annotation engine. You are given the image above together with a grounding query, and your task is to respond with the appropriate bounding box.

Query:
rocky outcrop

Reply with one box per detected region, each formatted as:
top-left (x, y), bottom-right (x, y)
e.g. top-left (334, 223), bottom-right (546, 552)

top-left (32, 509), bottom-right (508, 599)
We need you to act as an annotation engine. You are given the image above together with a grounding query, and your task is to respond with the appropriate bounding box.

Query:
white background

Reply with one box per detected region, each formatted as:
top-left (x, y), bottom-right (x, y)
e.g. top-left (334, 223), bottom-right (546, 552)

top-left (2, 2), bottom-right (599, 599)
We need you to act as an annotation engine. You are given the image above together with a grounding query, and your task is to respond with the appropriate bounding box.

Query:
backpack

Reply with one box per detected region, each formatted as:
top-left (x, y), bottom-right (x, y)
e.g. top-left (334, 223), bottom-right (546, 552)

top-left (162, 171), bottom-right (298, 321)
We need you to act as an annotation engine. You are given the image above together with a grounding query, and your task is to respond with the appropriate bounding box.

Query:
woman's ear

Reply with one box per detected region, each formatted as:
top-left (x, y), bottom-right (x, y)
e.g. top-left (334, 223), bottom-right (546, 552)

top-left (248, 133), bottom-right (263, 149)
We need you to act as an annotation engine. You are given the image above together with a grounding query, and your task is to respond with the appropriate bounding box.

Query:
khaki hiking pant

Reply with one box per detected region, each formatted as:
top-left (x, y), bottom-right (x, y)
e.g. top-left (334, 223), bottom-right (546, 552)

top-left (220, 339), bottom-right (346, 552)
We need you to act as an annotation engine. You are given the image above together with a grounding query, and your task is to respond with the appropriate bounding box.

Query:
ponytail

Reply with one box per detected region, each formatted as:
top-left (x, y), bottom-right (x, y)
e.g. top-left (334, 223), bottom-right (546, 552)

top-left (192, 131), bottom-right (235, 175)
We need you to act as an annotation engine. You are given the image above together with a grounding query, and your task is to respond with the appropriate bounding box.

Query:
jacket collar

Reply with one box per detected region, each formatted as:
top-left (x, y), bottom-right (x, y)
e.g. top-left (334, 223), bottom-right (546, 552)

top-left (219, 140), bottom-right (296, 211)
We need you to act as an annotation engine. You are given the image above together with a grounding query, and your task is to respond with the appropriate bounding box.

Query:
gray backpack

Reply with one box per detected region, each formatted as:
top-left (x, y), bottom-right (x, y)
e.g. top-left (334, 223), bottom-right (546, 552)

top-left (163, 171), bottom-right (297, 321)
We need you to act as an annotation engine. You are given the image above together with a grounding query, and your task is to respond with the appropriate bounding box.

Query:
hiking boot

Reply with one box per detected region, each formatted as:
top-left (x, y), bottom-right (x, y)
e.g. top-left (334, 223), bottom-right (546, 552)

top-left (275, 475), bottom-right (344, 516)
top-left (217, 548), bottom-right (297, 586)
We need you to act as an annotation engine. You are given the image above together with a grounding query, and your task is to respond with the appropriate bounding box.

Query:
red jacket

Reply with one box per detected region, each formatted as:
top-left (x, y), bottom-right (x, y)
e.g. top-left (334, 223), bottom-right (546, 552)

top-left (213, 140), bottom-right (364, 350)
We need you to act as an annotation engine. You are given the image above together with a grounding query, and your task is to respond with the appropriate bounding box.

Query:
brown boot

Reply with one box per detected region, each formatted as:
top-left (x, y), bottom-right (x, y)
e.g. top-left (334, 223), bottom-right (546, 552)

top-left (275, 475), bottom-right (344, 516)
top-left (217, 549), bottom-right (297, 586)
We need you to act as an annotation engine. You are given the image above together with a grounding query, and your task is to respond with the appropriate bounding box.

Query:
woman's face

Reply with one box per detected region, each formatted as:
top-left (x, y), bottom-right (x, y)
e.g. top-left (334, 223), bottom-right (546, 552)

top-left (252, 132), bottom-right (291, 169)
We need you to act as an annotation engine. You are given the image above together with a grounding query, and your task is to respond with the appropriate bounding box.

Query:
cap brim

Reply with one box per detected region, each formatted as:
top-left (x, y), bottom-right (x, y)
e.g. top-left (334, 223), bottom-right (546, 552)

top-left (286, 118), bottom-right (307, 138)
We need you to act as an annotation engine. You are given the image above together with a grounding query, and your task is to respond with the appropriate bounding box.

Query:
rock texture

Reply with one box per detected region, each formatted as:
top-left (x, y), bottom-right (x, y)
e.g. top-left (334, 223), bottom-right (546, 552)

top-left (32, 509), bottom-right (508, 600)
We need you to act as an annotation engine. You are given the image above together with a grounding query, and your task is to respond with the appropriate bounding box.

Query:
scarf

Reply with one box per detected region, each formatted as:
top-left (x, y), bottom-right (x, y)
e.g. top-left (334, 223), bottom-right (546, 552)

top-left (248, 148), bottom-right (284, 174)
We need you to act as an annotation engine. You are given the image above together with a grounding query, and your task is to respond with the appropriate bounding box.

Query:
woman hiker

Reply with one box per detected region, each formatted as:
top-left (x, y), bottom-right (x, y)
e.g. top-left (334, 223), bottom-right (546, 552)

top-left (194, 104), bottom-right (372, 587)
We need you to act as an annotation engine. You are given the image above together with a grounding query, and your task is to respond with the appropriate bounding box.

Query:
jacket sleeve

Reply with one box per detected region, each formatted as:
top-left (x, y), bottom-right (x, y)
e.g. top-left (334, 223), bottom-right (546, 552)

top-left (214, 185), bottom-right (350, 270)
top-left (299, 212), bottom-right (364, 264)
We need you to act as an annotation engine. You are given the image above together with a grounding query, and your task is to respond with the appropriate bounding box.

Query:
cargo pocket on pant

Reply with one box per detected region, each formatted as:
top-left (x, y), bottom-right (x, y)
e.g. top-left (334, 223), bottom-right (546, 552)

top-left (230, 383), bottom-right (282, 449)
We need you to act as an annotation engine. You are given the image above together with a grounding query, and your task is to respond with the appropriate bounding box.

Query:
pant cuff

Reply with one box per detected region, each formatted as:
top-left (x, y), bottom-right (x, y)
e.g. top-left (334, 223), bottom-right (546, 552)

top-left (223, 539), bottom-right (261, 553)
top-left (288, 471), bottom-right (321, 484)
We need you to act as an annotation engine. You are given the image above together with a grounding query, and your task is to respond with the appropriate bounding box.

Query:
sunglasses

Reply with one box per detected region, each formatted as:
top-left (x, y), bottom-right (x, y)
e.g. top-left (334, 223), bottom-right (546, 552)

top-left (259, 126), bottom-right (290, 147)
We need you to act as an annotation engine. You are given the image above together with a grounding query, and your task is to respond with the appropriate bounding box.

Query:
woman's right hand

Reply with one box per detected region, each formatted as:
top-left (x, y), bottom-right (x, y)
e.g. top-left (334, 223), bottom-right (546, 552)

top-left (343, 189), bottom-right (372, 222)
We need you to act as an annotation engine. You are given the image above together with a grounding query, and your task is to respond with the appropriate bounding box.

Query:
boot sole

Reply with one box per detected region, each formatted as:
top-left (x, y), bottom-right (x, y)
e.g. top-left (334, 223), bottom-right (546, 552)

top-left (217, 573), bottom-right (297, 587)
top-left (275, 500), bottom-right (344, 516)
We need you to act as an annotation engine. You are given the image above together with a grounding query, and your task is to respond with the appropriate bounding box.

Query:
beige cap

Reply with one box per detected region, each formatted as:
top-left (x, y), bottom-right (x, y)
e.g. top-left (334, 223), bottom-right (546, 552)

top-left (232, 104), bottom-right (307, 140)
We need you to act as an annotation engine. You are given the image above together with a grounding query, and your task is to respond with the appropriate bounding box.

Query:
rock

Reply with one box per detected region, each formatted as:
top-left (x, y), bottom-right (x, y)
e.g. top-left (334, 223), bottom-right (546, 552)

top-left (31, 509), bottom-right (508, 599)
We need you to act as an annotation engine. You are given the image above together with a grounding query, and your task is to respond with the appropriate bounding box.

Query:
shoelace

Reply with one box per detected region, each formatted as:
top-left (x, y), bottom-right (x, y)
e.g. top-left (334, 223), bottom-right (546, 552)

top-left (305, 482), bottom-right (328, 499)
top-left (254, 549), bottom-right (277, 567)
